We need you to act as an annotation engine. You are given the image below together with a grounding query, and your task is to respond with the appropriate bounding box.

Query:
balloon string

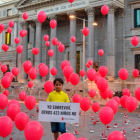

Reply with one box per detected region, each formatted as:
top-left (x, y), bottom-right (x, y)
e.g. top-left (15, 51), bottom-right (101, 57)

top-left (17, 131), bottom-right (20, 140)
top-left (101, 16), bottom-right (105, 42)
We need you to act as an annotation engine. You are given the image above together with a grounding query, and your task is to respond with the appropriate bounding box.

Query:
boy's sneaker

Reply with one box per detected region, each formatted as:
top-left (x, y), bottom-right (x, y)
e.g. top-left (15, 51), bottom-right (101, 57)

top-left (30, 114), bottom-right (34, 118)
top-left (133, 128), bottom-right (136, 133)
top-left (114, 123), bottom-right (117, 128)
top-left (138, 127), bottom-right (140, 131)
top-left (125, 120), bottom-right (128, 125)
top-left (100, 132), bottom-right (104, 137)
top-left (102, 135), bottom-right (107, 140)
top-left (96, 120), bottom-right (100, 124)
top-left (106, 125), bottom-right (111, 130)
top-left (90, 127), bottom-right (94, 133)
top-left (91, 118), bottom-right (94, 121)
top-left (91, 115), bottom-right (93, 118)
top-left (73, 130), bottom-right (78, 135)
top-left (124, 114), bottom-right (127, 118)
top-left (76, 123), bottom-right (78, 127)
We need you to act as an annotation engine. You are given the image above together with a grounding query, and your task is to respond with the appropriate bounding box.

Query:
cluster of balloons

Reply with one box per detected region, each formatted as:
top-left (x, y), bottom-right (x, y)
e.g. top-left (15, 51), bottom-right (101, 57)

top-left (86, 59), bottom-right (93, 68)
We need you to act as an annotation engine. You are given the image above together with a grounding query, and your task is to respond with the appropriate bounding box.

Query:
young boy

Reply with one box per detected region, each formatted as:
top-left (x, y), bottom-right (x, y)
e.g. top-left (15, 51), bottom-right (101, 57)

top-left (47, 78), bottom-right (70, 140)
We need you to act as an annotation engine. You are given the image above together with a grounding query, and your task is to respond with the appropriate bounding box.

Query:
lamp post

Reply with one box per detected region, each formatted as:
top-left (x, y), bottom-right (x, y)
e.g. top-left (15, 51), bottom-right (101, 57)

top-left (69, 15), bottom-right (97, 97)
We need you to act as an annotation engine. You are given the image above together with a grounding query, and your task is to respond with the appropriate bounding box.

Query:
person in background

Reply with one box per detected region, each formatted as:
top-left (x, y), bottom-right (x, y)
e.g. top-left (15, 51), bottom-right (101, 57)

top-left (47, 78), bottom-right (70, 140)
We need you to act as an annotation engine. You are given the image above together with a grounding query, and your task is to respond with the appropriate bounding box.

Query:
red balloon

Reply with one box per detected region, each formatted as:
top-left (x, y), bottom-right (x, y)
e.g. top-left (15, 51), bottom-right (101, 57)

top-left (2, 44), bottom-right (6, 51)
top-left (44, 81), bottom-right (54, 94)
top-left (23, 61), bottom-right (32, 74)
top-left (43, 35), bottom-right (49, 41)
top-left (99, 106), bottom-right (114, 125)
top-left (92, 102), bottom-right (100, 113)
top-left (16, 45), bottom-right (23, 53)
top-left (106, 99), bottom-right (118, 114)
top-left (101, 5), bottom-right (109, 16)
top-left (37, 11), bottom-right (46, 23)
top-left (120, 95), bottom-right (128, 108)
top-left (89, 89), bottom-right (96, 98)
top-left (126, 96), bottom-right (137, 113)
top-left (58, 44), bottom-right (65, 52)
top-left (72, 94), bottom-right (81, 103)
top-left (3, 90), bottom-right (9, 96)
top-left (0, 24), bottom-right (5, 32)
top-left (113, 96), bottom-right (120, 105)
top-left (7, 104), bottom-right (20, 121)
top-left (38, 63), bottom-right (45, 69)
top-left (97, 78), bottom-right (108, 92)
top-left (7, 27), bottom-right (12, 33)
top-left (100, 88), bottom-right (110, 99)
top-left (24, 121), bottom-right (43, 140)
top-left (39, 65), bottom-right (49, 77)
top-left (86, 63), bottom-right (90, 68)
top-left (25, 96), bottom-right (36, 110)
top-left (135, 87), bottom-right (140, 101)
top-left (1, 65), bottom-right (7, 73)
top-left (71, 36), bottom-right (76, 42)
top-left (118, 68), bottom-right (128, 80)
top-left (32, 48), bottom-right (39, 55)
top-left (29, 68), bottom-right (37, 80)
top-left (52, 38), bottom-right (58, 46)
top-left (58, 133), bottom-right (76, 140)
top-left (98, 49), bottom-right (104, 56)
top-left (0, 94), bottom-right (8, 110)
top-left (28, 81), bottom-right (34, 88)
top-left (68, 0), bottom-right (74, 3)
top-left (133, 69), bottom-right (139, 78)
top-left (0, 116), bottom-right (13, 138)
top-left (80, 69), bottom-right (85, 77)
top-left (108, 90), bottom-right (113, 99)
top-left (123, 88), bottom-right (130, 96)
top-left (82, 27), bottom-right (89, 36)
top-left (87, 69), bottom-right (96, 81)
top-left (95, 76), bottom-right (101, 84)
top-left (4, 72), bottom-right (13, 81)
top-left (22, 12), bottom-right (28, 20)
top-left (80, 97), bottom-right (91, 112)
top-left (108, 131), bottom-right (125, 140)
top-left (14, 37), bottom-right (20, 44)
top-left (48, 49), bottom-right (54, 57)
top-left (1, 76), bottom-right (11, 89)
top-left (8, 99), bottom-right (20, 108)
top-left (4, 45), bottom-right (9, 52)
top-left (63, 66), bottom-right (73, 79)
top-left (15, 112), bottom-right (29, 131)
top-left (50, 20), bottom-right (57, 29)
top-left (99, 66), bottom-right (108, 77)
top-left (70, 73), bottom-right (80, 86)
top-left (19, 91), bottom-right (27, 101)
top-left (57, 41), bottom-right (62, 47)
top-left (12, 67), bottom-right (19, 76)
top-left (88, 59), bottom-right (93, 65)
top-left (9, 21), bottom-right (14, 28)
top-left (51, 67), bottom-right (57, 76)
top-left (61, 60), bottom-right (70, 70)
top-left (19, 30), bottom-right (27, 37)
top-left (131, 36), bottom-right (139, 46)
top-left (66, 78), bottom-right (70, 83)
top-left (45, 41), bottom-right (50, 47)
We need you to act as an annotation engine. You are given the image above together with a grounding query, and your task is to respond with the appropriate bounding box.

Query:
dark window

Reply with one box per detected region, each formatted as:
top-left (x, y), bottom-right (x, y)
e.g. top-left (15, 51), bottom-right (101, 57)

top-left (76, 51), bottom-right (80, 74)
top-left (67, 52), bottom-right (69, 61)
top-left (134, 9), bottom-right (140, 28)
top-left (7, 9), bottom-right (12, 17)
top-left (27, 28), bottom-right (30, 43)
top-left (135, 54), bottom-right (140, 75)
top-left (5, 32), bottom-right (11, 45)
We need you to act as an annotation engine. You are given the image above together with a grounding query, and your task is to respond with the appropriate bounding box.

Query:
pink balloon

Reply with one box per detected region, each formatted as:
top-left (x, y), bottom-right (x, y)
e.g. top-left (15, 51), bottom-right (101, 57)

top-left (0, 24), bottom-right (5, 31)
top-left (28, 81), bottom-right (34, 89)
top-left (0, 116), bottom-right (13, 138)
top-left (14, 37), bottom-right (20, 44)
top-left (32, 48), bottom-right (39, 55)
top-left (118, 68), bottom-right (128, 80)
top-left (80, 97), bottom-right (91, 112)
top-left (113, 96), bottom-right (120, 105)
top-left (48, 49), bottom-right (54, 57)
top-left (131, 36), bottom-right (139, 46)
top-left (15, 112), bottom-right (29, 131)
top-left (98, 49), bottom-right (104, 56)
top-left (63, 66), bottom-right (73, 79)
top-left (8, 99), bottom-right (20, 108)
top-left (4, 72), bottom-right (13, 81)
top-left (86, 63), bottom-right (90, 68)
top-left (61, 60), bottom-right (70, 70)
top-left (12, 67), bottom-right (19, 76)
top-left (0, 94), bottom-right (8, 110)
top-left (22, 12), bottom-right (28, 20)
top-left (24, 121), bottom-right (43, 140)
top-left (50, 20), bottom-right (57, 29)
top-left (25, 96), bottom-right (36, 110)
top-left (92, 102), bottom-right (100, 113)
top-left (99, 106), bottom-right (114, 125)
top-left (16, 45), bottom-right (23, 53)
top-left (3, 90), bottom-right (9, 96)
top-left (100, 88), bottom-right (110, 99)
top-left (58, 44), bottom-right (65, 52)
top-left (29, 68), bottom-right (37, 80)
top-left (106, 99), bottom-right (118, 114)
top-left (101, 5), bottom-right (109, 16)
top-left (19, 91), bottom-right (27, 101)
top-left (52, 38), bottom-right (58, 46)
top-left (71, 36), bottom-right (76, 42)
top-left (39, 65), bottom-right (49, 77)
top-left (70, 73), bottom-right (80, 86)
top-left (120, 95), bottom-right (128, 108)
top-left (37, 11), bottom-right (46, 23)
top-left (1, 65), bottom-right (7, 73)
top-left (7, 27), bottom-right (12, 33)
top-left (108, 90), bottom-right (113, 99)
top-left (19, 30), bottom-right (27, 37)
top-left (135, 87), bottom-right (140, 101)
top-left (82, 27), bottom-right (89, 36)
top-left (23, 60), bottom-right (32, 74)
top-left (58, 133), bottom-right (77, 140)
top-left (57, 41), bottom-right (62, 47)
top-left (87, 69), bottom-right (96, 81)
top-left (50, 67), bottom-right (57, 76)
top-left (9, 21), bottom-right (14, 28)
top-left (80, 69), bottom-right (85, 77)
top-left (44, 35), bottom-right (49, 41)
top-left (88, 59), bottom-right (93, 65)
top-left (123, 88), bottom-right (130, 96)
top-left (38, 63), bottom-right (45, 69)
top-left (133, 69), bottom-right (139, 78)
top-left (89, 89), bottom-right (96, 98)
top-left (45, 41), bottom-right (50, 47)
top-left (99, 66), bottom-right (108, 77)
top-left (97, 78), bottom-right (108, 92)
top-left (3, 45), bottom-right (9, 52)
top-left (7, 104), bottom-right (20, 121)
top-left (44, 81), bottom-right (54, 94)
top-left (1, 76), bottom-right (11, 89)
top-left (95, 76), bottom-right (101, 84)
top-left (72, 94), bottom-right (81, 103)
top-left (68, 0), bottom-right (74, 3)
top-left (108, 131), bottom-right (125, 140)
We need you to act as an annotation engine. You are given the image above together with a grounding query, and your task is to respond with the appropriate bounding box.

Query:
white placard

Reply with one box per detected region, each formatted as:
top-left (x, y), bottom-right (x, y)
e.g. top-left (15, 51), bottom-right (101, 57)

top-left (38, 101), bottom-right (80, 123)
top-left (38, 0), bottom-right (89, 15)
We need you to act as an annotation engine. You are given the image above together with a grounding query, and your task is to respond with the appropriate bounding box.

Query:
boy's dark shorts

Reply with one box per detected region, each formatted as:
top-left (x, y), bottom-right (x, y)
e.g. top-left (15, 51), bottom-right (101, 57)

top-left (51, 122), bottom-right (66, 133)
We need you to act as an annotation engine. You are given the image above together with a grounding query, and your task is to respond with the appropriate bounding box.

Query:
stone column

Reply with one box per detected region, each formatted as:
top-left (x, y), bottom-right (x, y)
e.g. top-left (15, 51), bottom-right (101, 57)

top-left (49, 15), bottom-right (57, 80)
top-left (20, 21), bottom-right (29, 82)
top-left (86, 7), bottom-right (95, 62)
top-left (68, 11), bottom-right (76, 73)
top-left (34, 19), bottom-right (42, 81)
top-left (107, 5), bottom-right (116, 79)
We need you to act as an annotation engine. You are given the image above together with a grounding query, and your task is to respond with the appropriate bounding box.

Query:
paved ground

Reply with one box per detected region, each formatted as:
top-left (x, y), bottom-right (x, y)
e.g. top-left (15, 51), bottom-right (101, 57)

top-left (1, 100), bottom-right (140, 140)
